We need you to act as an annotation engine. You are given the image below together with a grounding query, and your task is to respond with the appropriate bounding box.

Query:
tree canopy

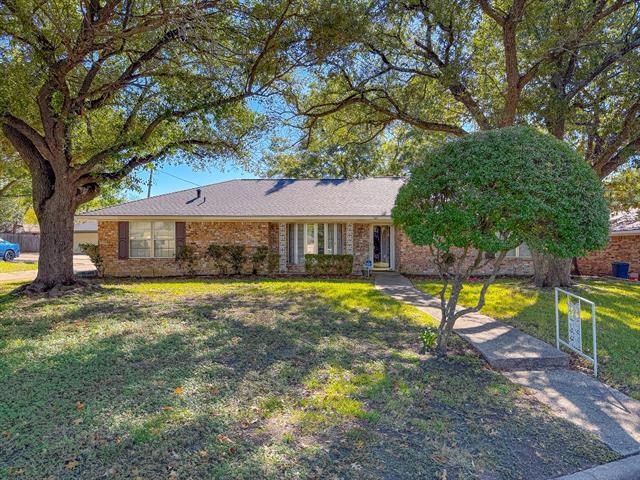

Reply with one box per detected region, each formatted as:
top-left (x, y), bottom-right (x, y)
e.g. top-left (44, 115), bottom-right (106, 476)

top-left (393, 126), bottom-right (609, 258)
top-left (293, 0), bottom-right (640, 178)
top-left (0, 0), bottom-right (314, 290)
top-left (392, 126), bottom-right (610, 352)
top-left (604, 167), bottom-right (640, 211)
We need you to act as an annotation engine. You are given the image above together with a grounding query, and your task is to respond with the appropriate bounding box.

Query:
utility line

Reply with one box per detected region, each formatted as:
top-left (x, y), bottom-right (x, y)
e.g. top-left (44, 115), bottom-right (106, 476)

top-left (154, 169), bottom-right (201, 187)
top-left (145, 168), bottom-right (202, 197)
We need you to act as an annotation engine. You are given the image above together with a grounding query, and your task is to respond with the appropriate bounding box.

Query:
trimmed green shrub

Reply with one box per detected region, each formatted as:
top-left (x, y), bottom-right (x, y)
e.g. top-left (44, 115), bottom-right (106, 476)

top-left (224, 245), bottom-right (246, 275)
top-left (175, 244), bottom-right (197, 275)
top-left (206, 244), bottom-right (227, 274)
top-left (79, 243), bottom-right (104, 277)
top-left (251, 246), bottom-right (269, 274)
top-left (266, 253), bottom-right (280, 274)
top-left (392, 126), bottom-right (609, 354)
top-left (304, 254), bottom-right (353, 275)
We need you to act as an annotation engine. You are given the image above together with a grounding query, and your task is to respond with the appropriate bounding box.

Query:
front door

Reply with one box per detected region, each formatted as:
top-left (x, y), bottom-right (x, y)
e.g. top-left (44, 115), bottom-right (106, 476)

top-left (372, 225), bottom-right (391, 269)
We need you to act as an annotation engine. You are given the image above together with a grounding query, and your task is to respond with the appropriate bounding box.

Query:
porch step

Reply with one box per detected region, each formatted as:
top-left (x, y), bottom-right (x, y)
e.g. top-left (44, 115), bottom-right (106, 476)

top-left (373, 272), bottom-right (569, 371)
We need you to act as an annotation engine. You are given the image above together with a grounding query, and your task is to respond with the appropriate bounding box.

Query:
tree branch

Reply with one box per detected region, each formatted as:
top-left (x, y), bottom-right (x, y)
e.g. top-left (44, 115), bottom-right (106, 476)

top-left (591, 98), bottom-right (640, 176)
top-left (0, 180), bottom-right (18, 198)
top-left (454, 250), bottom-right (508, 319)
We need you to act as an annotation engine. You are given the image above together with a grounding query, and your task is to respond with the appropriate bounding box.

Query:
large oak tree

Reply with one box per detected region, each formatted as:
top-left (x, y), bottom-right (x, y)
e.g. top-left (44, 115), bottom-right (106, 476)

top-left (293, 0), bottom-right (640, 286)
top-left (0, 0), bottom-right (309, 292)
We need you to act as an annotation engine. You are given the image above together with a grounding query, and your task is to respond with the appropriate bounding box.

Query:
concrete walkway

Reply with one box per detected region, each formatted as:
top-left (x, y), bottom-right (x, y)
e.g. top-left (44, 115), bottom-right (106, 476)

top-left (374, 272), bottom-right (640, 457)
top-left (374, 272), bottom-right (568, 370)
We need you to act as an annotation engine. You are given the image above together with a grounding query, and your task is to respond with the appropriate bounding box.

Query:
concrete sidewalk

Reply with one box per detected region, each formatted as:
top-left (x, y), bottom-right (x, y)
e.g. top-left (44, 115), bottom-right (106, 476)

top-left (374, 272), bottom-right (640, 457)
top-left (555, 453), bottom-right (640, 479)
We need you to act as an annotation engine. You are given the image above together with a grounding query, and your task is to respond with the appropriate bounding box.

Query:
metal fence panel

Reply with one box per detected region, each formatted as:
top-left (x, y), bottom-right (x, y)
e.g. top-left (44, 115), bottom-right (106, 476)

top-left (555, 287), bottom-right (598, 377)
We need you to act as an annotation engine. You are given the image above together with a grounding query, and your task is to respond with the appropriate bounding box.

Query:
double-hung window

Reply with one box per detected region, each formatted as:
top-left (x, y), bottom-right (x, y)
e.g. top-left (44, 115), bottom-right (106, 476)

top-left (288, 223), bottom-right (343, 264)
top-left (129, 221), bottom-right (176, 258)
top-left (506, 243), bottom-right (531, 258)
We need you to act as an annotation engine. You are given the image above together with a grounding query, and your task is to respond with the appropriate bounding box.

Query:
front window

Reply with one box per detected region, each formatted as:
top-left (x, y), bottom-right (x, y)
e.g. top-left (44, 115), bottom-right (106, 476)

top-left (306, 223), bottom-right (315, 254)
top-left (506, 243), bottom-right (531, 258)
top-left (129, 221), bottom-right (175, 258)
top-left (153, 221), bottom-right (176, 258)
top-left (288, 224), bottom-right (343, 264)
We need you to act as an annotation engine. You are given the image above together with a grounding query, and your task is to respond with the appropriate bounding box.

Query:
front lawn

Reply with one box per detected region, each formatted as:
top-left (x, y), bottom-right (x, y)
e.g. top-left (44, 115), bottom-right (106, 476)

top-left (0, 279), bottom-right (617, 479)
top-left (0, 261), bottom-right (38, 273)
top-left (414, 278), bottom-right (640, 400)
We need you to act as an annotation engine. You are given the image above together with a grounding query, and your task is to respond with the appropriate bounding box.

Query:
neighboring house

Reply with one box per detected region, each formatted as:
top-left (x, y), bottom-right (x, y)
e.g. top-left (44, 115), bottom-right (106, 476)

top-left (0, 222), bottom-right (98, 254)
top-left (78, 178), bottom-right (534, 277)
top-left (577, 209), bottom-right (640, 277)
top-left (73, 221), bottom-right (98, 254)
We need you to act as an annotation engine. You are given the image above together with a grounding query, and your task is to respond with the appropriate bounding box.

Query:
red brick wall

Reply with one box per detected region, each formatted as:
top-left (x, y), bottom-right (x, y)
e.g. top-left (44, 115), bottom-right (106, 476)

top-left (99, 221), bottom-right (271, 277)
top-left (577, 234), bottom-right (640, 276)
top-left (394, 228), bottom-right (534, 276)
top-left (268, 223), bottom-right (279, 252)
top-left (100, 219), bottom-right (538, 277)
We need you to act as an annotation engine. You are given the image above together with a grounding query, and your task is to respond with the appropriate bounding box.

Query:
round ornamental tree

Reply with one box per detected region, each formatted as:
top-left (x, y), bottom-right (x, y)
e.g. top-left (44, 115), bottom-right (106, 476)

top-left (392, 126), bottom-right (609, 355)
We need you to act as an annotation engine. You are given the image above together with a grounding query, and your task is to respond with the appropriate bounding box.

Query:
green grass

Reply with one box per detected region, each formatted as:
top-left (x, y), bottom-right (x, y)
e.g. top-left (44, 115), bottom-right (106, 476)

top-left (414, 278), bottom-right (640, 399)
top-left (0, 278), bottom-right (617, 479)
top-left (0, 261), bottom-right (38, 273)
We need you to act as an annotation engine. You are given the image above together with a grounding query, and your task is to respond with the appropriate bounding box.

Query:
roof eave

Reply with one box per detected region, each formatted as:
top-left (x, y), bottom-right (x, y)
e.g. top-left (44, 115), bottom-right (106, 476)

top-left (76, 214), bottom-right (394, 222)
top-left (610, 229), bottom-right (640, 236)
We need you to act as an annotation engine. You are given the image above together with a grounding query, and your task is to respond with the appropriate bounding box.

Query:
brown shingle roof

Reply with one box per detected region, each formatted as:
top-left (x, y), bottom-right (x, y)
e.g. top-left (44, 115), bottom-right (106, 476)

top-left (80, 178), bottom-right (406, 218)
top-left (610, 209), bottom-right (640, 234)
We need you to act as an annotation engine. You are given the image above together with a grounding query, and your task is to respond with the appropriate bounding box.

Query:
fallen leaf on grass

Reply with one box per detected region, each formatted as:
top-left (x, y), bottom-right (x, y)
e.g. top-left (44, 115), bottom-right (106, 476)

top-left (174, 387), bottom-right (184, 395)
top-left (72, 418), bottom-right (83, 425)
top-left (162, 406), bottom-right (173, 411)
top-left (216, 434), bottom-right (232, 443)
top-left (75, 401), bottom-right (85, 410)
top-left (64, 460), bottom-right (79, 470)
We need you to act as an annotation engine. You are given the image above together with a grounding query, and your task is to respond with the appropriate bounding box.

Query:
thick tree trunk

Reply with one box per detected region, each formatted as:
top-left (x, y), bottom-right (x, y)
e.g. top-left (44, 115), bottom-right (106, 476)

top-left (531, 251), bottom-right (572, 287)
top-left (34, 191), bottom-right (76, 287)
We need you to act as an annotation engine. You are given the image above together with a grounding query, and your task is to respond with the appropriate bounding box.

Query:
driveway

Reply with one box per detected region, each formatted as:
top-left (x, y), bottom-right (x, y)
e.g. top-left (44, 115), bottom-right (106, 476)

top-left (0, 254), bottom-right (96, 282)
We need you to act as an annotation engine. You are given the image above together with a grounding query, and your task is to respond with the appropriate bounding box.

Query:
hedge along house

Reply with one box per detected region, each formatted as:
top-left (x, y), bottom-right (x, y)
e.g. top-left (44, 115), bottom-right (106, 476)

top-left (78, 177), bottom-right (535, 277)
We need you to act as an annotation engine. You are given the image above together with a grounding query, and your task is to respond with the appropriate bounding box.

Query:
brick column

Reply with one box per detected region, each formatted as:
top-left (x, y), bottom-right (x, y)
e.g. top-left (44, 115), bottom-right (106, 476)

top-left (346, 223), bottom-right (354, 254)
top-left (278, 222), bottom-right (287, 272)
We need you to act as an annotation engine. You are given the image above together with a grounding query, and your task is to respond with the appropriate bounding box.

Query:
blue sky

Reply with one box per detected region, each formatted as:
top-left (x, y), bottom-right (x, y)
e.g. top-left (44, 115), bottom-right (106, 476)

top-left (128, 98), bottom-right (294, 200)
top-left (132, 163), bottom-right (253, 200)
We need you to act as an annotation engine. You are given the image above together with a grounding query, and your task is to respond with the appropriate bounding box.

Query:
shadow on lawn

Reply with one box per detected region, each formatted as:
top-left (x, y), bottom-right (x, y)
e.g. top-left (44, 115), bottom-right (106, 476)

top-left (491, 279), bottom-right (640, 399)
top-left (0, 281), bottom-right (618, 479)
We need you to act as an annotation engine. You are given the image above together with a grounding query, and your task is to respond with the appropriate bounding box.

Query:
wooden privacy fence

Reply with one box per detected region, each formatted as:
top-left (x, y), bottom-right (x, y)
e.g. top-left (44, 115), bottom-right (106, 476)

top-left (0, 233), bottom-right (40, 252)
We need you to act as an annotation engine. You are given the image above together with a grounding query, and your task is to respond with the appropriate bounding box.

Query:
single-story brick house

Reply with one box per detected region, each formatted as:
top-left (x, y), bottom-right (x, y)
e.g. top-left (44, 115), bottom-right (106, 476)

top-left (577, 209), bottom-right (640, 278)
top-left (79, 177), bottom-right (535, 277)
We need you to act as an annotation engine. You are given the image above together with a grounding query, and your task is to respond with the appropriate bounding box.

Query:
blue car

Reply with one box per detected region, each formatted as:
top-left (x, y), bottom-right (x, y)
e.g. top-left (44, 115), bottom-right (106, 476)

top-left (0, 238), bottom-right (20, 261)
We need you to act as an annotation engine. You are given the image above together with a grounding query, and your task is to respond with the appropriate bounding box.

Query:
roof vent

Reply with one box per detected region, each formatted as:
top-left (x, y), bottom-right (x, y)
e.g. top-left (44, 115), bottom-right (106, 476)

top-left (196, 188), bottom-right (201, 198)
